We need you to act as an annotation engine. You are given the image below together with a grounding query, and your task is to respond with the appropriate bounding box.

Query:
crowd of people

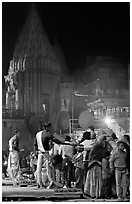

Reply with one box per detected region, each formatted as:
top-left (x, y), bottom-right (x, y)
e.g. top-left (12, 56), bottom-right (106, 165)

top-left (3, 123), bottom-right (130, 201)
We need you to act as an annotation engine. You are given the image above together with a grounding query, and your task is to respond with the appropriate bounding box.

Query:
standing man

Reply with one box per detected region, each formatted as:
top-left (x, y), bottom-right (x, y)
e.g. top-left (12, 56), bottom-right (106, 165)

top-left (59, 135), bottom-right (74, 188)
top-left (7, 129), bottom-right (21, 186)
top-left (34, 122), bottom-right (61, 189)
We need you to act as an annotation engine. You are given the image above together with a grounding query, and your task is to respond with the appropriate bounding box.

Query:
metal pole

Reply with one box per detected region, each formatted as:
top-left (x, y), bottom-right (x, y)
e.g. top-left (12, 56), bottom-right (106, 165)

top-left (72, 91), bottom-right (74, 133)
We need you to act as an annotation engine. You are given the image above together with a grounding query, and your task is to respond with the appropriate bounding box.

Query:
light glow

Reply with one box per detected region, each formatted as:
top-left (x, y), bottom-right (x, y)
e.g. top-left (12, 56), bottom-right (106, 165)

top-left (104, 117), bottom-right (112, 125)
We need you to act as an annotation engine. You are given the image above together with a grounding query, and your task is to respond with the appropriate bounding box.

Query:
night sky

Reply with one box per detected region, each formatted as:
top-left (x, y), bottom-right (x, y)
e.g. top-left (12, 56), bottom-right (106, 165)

top-left (2, 2), bottom-right (130, 79)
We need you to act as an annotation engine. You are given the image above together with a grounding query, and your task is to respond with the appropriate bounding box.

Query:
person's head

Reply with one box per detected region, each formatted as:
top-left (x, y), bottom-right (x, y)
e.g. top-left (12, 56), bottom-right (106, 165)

top-left (98, 135), bottom-right (107, 147)
top-left (117, 141), bottom-right (125, 151)
top-left (81, 131), bottom-right (91, 142)
top-left (88, 126), bottom-right (94, 132)
top-left (65, 135), bottom-right (71, 142)
top-left (43, 122), bottom-right (51, 132)
top-left (14, 129), bottom-right (20, 137)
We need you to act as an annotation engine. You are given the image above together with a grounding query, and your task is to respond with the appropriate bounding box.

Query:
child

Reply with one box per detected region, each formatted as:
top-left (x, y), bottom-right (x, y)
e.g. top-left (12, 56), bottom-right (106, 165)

top-left (30, 152), bottom-right (38, 179)
top-left (109, 139), bottom-right (128, 201)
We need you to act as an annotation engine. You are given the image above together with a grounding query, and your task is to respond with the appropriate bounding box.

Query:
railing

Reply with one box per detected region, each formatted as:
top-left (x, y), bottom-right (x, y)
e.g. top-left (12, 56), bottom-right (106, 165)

top-left (69, 119), bottom-right (81, 134)
top-left (93, 107), bottom-right (130, 120)
top-left (2, 108), bottom-right (25, 119)
top-left (2, 107), bottom-right (46, 120)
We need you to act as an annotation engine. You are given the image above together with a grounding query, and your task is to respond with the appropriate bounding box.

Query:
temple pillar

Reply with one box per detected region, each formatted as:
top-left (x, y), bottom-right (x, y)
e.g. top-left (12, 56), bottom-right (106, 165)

top-left (15, 89), bottom-right (19, 109)
top-left (6, 92), bottom-right (9, 109)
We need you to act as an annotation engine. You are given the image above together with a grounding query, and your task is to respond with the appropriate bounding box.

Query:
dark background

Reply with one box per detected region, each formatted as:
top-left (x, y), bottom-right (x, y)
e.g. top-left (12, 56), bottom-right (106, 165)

top-left (2, 2), bottom-right (130, 78)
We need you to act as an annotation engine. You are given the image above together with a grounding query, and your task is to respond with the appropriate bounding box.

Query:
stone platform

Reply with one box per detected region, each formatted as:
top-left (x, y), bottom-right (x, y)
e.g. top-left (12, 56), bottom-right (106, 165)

top-left (2, 179), bottom-right (130, 202)
top-left (2, 179), bottom-right (83, 201)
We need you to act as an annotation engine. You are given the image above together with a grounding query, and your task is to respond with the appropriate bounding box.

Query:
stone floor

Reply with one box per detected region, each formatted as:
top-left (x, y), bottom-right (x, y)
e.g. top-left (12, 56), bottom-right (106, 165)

top-left (2, 178), bottom-right (130, 202)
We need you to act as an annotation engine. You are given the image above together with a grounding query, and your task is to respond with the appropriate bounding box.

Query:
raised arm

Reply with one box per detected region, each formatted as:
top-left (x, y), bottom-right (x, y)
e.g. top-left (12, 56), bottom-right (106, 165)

top-left (9, 135), bottom-right (16, 151)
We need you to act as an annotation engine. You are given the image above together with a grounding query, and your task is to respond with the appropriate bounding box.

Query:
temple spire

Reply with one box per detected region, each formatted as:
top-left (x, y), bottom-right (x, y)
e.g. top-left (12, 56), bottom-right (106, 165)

top-left (13, 4), bottom-right (60, 73)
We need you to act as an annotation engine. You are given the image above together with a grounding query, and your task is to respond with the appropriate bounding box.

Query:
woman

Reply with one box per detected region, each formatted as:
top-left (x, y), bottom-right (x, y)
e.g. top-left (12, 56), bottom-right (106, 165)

top-left (84, 134), bottom-right (109, 198)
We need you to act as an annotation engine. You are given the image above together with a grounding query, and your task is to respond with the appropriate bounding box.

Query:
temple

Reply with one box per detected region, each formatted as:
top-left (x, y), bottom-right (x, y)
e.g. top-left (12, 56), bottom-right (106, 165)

top-left (4, 5), bottom-right (63, 127)
top-left (3, 6), bottom-right (130, 152)
top-left (3, 5), bottom-right (73, 151)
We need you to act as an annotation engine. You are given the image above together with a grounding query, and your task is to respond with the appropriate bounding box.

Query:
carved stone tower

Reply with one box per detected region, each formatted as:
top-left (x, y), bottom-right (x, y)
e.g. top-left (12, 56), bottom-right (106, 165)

top-left (6, 5), bottom-right (61, 125)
